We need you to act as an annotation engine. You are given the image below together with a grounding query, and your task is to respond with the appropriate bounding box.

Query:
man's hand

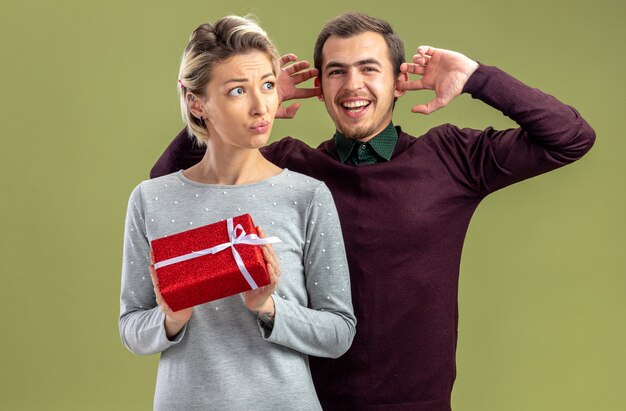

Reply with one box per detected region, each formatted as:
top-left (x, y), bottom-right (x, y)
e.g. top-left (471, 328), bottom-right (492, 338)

top-left (397, 46), bottom-right (479, 115)
top-left (276, 54), bottom-right (321, 119)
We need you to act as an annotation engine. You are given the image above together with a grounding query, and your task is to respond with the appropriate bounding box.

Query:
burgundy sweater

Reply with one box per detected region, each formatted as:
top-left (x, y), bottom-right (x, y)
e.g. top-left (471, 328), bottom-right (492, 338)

top-left (150, 65), bottom-right (595, 410)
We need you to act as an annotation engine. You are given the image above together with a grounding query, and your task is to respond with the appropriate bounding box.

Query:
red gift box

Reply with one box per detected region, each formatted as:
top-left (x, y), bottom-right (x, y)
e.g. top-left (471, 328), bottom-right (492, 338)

top-left (151, 214), bottom-right (279, 311)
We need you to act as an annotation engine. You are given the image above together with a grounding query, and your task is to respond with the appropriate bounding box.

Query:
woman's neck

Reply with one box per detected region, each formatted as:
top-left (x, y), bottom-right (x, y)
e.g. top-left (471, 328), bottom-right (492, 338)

top-left (183, 143), bottom-right (281, 185)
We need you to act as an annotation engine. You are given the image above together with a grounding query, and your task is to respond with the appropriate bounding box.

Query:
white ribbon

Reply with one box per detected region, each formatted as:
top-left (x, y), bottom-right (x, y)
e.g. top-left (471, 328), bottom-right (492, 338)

top-left (154, 218), bottom-right (281, 290)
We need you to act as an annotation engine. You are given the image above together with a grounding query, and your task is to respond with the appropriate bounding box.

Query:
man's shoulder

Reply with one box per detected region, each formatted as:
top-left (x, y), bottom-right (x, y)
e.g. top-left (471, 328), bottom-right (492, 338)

top-left (396, 124), bottom-right (463, 147)
top-left (265, 136), bottom-right (318, 152)
top-left (263, 136), bottom-right (334, 160)
top-left (392, 124), bottom-right (486, 163)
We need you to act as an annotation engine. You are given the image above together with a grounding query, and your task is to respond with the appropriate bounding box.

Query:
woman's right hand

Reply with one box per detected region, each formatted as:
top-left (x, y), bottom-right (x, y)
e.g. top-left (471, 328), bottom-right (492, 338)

top-left (149, 253), bottom-right (193, 339)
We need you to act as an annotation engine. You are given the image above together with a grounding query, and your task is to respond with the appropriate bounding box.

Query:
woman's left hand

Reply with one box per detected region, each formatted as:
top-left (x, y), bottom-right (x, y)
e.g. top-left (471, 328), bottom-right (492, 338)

top-left (242, 226), bottom-right (281, 315)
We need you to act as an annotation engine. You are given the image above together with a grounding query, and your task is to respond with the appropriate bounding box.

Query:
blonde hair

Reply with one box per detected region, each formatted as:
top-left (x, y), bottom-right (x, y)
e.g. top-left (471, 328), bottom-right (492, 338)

top-left (178, 15), bottom-right (280, 145)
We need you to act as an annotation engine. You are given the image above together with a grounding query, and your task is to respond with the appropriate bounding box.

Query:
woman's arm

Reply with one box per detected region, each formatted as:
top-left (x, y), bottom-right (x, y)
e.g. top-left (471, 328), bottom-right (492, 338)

top-left (118, 184), bottom-right (188, 355)
top-left (257, 183), bottom-right (356, 358)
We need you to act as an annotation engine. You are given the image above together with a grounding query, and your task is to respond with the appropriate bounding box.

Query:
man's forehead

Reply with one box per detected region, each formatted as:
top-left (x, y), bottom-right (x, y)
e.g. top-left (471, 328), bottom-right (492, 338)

top-left (322, 32), bottom-right (390, 66)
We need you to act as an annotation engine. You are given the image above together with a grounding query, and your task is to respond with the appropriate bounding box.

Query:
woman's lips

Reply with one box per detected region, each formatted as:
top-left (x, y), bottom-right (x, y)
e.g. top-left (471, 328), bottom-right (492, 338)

top-left (250, 121), bottom-right (270, 134)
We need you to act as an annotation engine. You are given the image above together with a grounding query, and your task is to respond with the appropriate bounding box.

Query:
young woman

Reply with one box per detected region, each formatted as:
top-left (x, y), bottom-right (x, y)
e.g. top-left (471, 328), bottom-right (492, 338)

top-left (119, 16), bottom-right (355, 410)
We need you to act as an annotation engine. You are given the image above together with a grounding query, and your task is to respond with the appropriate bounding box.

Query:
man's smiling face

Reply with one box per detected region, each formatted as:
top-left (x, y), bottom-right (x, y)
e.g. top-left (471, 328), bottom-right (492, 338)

top-left (319, 31), bottom-right (403, 141)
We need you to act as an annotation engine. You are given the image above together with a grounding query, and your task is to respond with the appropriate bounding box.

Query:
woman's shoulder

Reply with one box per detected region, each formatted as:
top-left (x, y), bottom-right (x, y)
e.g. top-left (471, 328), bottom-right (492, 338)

top-left (276, 169), bottom-right (326, 190)
top-left (269, 170), bottom-right (334, 211)
top-left (130, 171), bottom-right (183, 198)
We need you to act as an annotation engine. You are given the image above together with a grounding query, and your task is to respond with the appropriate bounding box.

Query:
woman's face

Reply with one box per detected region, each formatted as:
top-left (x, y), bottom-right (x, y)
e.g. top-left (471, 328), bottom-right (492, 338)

top-left (200, 51), bottom-right (278, 151)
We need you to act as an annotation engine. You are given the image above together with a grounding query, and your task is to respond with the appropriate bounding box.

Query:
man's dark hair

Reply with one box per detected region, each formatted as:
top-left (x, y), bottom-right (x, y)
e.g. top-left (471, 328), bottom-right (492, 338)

top-left (313, 12), bottom-right (405, 77)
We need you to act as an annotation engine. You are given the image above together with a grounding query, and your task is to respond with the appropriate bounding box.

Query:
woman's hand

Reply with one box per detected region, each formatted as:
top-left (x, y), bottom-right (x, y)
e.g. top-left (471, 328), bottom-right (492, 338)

top-left (149, 252), bottom-right (193, 339)
top-left (242, 226), bottom-right (281, 316)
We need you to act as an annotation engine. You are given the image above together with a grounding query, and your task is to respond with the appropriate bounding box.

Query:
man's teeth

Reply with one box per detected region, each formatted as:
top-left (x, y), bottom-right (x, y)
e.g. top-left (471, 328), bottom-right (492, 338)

top-left (342, 100), bottom-right (370, 109)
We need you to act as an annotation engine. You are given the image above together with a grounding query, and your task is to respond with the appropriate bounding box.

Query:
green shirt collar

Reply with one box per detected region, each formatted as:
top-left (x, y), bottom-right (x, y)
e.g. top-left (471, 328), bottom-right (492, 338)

top-left (334, 122), bottom-right (398, 164)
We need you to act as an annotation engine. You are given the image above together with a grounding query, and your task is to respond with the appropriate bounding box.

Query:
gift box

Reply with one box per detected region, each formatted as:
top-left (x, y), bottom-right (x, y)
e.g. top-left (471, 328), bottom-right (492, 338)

top-left (151, 213), bottom-right (281, 312)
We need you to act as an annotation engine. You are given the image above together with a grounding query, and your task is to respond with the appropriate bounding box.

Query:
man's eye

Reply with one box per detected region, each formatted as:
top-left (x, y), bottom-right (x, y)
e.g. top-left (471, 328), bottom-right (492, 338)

top-left (262, 81), bottom-right (275, 90)
top-left (329, 70), bottom-right (344, 76)
top-left (228, 87), bottom-right (244, 96)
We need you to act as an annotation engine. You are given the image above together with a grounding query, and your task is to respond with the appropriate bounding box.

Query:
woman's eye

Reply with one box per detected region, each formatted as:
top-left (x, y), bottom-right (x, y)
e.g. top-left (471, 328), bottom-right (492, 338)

top-left (228, 87), bottom-right (244, 96)
top-left (262, 81), bottom-right (275, 90)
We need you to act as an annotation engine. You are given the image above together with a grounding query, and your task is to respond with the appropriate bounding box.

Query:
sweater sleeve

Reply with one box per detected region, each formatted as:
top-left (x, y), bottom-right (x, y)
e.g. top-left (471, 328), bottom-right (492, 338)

top-left (263, 183), bottom-right (356, 358)
top-left (150, 129), bottom-right (205, 178)
top-left (118, 184), bottom-right (187, 355)
top-left (435, 64), bottom-right (596, 195)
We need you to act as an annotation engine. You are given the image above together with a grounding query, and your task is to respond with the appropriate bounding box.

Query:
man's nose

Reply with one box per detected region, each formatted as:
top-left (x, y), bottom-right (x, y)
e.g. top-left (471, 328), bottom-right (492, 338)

top-left (344, 67), bottom-right (364, 91)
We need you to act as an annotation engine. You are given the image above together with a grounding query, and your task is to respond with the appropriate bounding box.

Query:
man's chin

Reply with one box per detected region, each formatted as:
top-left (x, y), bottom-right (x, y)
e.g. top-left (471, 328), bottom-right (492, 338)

top-left (339, 124), bottom-right (377, 141)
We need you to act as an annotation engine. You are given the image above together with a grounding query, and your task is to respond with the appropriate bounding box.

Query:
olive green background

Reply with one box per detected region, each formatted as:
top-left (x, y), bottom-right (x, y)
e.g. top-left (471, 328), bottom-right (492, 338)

top-left (1, 0), bottom-right (623, 409)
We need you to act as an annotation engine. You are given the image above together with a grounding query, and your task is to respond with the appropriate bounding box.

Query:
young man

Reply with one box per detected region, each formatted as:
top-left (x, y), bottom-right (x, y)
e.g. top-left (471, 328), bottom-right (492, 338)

top-left (151, 13), bottom-right (595, 411)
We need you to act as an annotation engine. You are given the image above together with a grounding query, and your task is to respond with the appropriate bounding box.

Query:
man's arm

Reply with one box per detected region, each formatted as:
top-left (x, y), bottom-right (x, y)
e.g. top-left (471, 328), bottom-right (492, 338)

top-left (398, 45), bottom-right (595, 194)
top-left (150, 129), bottom-right (204, 178)
top-left (150, 54), bottom-right (319, 178)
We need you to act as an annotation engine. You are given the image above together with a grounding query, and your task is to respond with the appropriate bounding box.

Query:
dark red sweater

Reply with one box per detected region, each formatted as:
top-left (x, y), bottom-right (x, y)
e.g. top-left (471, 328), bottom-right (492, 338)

top-left (151, 65), bottom-right (595, 410)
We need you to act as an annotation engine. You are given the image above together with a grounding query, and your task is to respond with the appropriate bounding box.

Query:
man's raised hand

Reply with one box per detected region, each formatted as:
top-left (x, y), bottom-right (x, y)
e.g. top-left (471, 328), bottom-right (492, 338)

top-left (397, 46), bottom-right (479, 115)
top-left (276, 54), bottom-right (321, 119)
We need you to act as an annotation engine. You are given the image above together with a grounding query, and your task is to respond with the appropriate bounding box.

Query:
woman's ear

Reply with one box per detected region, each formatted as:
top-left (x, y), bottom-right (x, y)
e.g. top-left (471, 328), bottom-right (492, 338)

top-left (187, 92), bottom-right (204, 119)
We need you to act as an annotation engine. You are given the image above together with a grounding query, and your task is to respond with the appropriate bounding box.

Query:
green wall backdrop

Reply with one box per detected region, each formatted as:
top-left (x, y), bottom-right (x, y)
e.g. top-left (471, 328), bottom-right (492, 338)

top-left (1, 0), bottom-right (624, 409)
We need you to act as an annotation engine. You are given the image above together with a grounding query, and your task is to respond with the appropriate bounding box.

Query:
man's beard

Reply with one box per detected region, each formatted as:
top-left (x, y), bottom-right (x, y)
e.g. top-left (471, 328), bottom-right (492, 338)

top-left (338, 103), bottom-right (393, 141)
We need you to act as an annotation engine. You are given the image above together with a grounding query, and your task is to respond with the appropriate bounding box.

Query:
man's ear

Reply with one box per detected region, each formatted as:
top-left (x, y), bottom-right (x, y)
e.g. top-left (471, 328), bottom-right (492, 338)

top-left (315, 76), bottom-right (324, 101)
top-left (394, 71), bottom-right (408, 98)
top-left (187, 92), bottom-right (205, 119)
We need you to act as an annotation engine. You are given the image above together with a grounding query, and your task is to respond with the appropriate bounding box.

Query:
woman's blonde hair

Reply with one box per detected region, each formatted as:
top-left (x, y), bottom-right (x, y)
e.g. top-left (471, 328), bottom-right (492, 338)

top-left (178, 15), bottom-right (280, 145)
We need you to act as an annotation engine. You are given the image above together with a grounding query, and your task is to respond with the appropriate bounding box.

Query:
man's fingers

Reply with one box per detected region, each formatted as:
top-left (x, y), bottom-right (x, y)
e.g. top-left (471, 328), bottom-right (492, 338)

top-left (401, 62), bottom-right (426, 76)
top-left (413, 53), bottom-right (431, 67)
top-left (411, 98), bottom-right (446, 115)
top-left (279, 53), bottom-right (297, 67)
top-left (292, 87), bottom-right (321, 99)
top-left (276, 103), bottom-right (300, 119)
top-left (397, 78), bottom-right (425, 91)
top-left (283, 60), bottom-right (312, 76)
top-left (289, 69), bottom-right (319, 85)
top-left (417, 45), bottom-right (436, 57)
top-left (284, 103), bottom-right (300, 118)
